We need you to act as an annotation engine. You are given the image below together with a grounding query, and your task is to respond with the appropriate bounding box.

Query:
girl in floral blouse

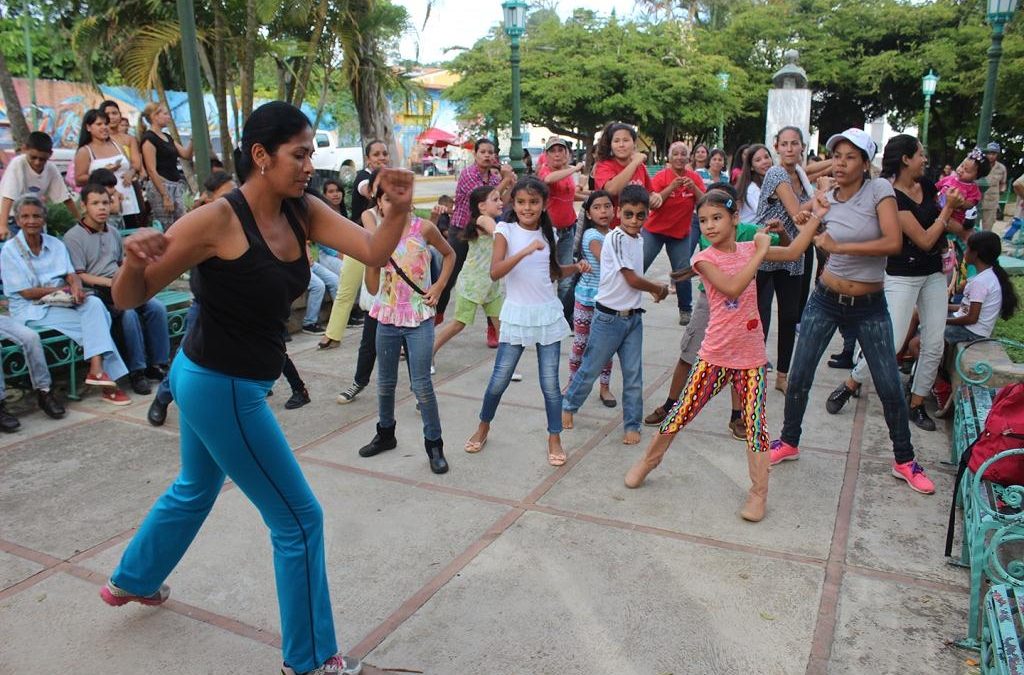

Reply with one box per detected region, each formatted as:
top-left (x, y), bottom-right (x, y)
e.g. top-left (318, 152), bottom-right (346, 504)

top-left (358, 175), bottom-right (456, 475)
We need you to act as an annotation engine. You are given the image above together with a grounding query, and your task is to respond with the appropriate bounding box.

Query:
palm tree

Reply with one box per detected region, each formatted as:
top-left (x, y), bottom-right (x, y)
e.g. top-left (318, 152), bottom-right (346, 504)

top-left (333, 0), bottom-right (409, 154)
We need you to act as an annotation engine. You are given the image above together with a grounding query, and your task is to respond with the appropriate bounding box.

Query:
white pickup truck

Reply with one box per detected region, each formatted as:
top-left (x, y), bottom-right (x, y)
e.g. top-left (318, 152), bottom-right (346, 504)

top-left (312, 129), bottom-right (363, 175)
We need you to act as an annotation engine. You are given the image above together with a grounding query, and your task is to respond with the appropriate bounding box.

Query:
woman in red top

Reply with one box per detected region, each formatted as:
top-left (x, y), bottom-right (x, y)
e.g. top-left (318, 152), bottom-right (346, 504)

top-left (644, 141), bottom-right (706, 323)
top-left (592, 123), bottom-right (660, 226)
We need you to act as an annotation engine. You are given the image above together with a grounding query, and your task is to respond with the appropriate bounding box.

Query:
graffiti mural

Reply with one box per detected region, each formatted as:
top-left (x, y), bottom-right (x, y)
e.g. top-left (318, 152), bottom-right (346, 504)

top-left (0, 77), bottom-right (336, 153)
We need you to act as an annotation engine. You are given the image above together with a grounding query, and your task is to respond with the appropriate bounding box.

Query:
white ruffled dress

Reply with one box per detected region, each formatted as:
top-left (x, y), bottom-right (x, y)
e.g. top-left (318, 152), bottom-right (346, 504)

top-left (494, 221), bottom-right (572, 346)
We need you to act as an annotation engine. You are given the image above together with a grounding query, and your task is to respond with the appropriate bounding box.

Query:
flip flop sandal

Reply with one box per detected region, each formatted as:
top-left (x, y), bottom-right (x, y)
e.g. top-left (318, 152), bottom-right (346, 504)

top-left (318, 338), bottom-right (340, 350)
top-left (547, 448), bottom-right (567, 466)
top-left (464, 438), bottom-right (487, 453)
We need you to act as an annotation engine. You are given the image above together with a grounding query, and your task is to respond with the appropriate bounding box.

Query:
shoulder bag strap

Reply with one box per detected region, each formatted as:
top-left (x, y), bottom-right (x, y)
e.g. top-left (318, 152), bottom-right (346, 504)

top-left (387, 256), bottom-right (426, 295)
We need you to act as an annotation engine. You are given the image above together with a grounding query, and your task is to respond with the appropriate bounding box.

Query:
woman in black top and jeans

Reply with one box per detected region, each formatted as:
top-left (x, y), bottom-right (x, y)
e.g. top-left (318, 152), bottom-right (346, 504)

top-left (825, 134), bottom-right (965, 430)
top-left (139, 102), bottom-right (193, 226)
top-left (102, 102), bottom-right (413, 675)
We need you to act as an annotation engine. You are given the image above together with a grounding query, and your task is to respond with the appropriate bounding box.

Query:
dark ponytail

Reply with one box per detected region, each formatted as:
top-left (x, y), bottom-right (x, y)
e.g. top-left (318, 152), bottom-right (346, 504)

top-left (575, 190), bottom-right (612, 260)
top-left (462, 185), bottom-right (497, 242)
top-left (509, 176), bottom-right (560, 282)
top-left (236, 101), bottom-right (314, 223)
top-left (968, 231), bottom-right (1019, 320)
top-left (880, 134), bottom-right (920, 180)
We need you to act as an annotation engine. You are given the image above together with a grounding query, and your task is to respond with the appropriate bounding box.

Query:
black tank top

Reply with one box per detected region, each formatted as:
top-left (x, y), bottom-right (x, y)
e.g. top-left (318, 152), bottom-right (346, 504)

top-left (183, 189), bottom-right (311, 380)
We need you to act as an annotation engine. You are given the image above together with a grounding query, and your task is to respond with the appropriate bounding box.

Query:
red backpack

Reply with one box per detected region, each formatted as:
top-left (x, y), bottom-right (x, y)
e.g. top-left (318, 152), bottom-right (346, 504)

top-left (945, 383), bottom-right (1024, 557)
top-left (967, 383), bottom-right (1024, 485)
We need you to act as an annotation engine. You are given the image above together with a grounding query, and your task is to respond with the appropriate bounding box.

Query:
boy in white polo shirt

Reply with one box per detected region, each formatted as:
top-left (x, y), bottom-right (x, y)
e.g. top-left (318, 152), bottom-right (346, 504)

top-left (562, 184), bottom-right (669, 443)
top-left (0, 132), bottom-right (79, 238)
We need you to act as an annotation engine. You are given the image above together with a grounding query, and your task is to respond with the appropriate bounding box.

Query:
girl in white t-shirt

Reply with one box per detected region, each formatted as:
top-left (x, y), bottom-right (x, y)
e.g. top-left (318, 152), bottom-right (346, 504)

top-left (945, 231), bottom-right (1019, 342)
top-left (464, 176), bottom-right (590, 466)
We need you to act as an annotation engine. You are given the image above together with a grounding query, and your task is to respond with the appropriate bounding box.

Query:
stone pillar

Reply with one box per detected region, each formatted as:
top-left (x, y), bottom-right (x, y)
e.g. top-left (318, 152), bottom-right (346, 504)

top-left (765, 50), bottom-right (812, 152)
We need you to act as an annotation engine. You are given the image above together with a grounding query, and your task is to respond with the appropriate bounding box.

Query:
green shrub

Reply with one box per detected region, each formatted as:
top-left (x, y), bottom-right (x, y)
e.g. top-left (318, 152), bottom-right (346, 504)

top-left (45, 201), bottom-right (77, 237)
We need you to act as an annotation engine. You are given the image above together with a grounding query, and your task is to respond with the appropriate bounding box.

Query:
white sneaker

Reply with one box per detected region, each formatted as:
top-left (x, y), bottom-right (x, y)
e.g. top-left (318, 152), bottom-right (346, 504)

top-left (511, 372), bottom-right (523, 382)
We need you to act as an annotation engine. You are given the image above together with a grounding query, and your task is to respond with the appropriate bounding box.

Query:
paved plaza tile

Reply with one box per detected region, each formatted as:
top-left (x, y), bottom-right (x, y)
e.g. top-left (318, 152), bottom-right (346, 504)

top-left (0, 266), bottom-right (977, 674)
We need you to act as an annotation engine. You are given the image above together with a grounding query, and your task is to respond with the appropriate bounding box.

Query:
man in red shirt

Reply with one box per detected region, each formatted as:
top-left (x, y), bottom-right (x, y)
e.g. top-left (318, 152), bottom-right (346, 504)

top-left (644, 141), bottom-right (705, 324)
top-left (539, 136), bottom-right (586, 302)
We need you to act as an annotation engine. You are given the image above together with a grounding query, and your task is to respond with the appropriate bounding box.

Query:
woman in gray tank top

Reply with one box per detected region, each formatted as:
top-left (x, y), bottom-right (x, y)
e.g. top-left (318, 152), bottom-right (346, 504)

top-left (768, 128), bottom-right (938, 497)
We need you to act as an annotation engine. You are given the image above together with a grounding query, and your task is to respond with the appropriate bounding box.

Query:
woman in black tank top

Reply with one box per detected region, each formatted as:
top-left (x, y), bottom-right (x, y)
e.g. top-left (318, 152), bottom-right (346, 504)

top-left (101, 102), bottom-right (414, 675)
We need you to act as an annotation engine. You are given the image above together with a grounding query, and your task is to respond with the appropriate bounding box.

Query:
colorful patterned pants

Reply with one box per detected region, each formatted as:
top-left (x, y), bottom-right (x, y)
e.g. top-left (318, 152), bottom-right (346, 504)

top-left (569, 301), bottom-right (612, 387)
top-left (659, 358), bottom-right (769, 453)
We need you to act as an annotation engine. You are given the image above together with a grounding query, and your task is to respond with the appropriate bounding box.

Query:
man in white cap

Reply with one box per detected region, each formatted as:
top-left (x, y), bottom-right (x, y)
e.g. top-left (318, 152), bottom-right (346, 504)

top-left (981, 141), bottom-right (1007, 231)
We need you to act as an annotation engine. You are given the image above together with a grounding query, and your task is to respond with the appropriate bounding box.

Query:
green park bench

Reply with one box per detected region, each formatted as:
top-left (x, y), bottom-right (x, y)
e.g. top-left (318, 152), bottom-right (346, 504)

top-left (948, 338), bottom-right (1024, 652)
top-left (0, 221), bottom-right (191, 399)
top-left (982, 584), bottom-right (1024, 674)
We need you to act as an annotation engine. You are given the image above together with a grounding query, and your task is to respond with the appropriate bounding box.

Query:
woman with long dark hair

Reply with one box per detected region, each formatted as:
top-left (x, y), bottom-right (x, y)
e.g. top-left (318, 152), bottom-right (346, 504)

top-left (101, 101), bottom-right (414, 675)
top-left (771, 128), bottom-right (937, 496)
top-left (73, 109), bottom-right (141, 218)
top-left (824, 134), bottom-right (964, 431)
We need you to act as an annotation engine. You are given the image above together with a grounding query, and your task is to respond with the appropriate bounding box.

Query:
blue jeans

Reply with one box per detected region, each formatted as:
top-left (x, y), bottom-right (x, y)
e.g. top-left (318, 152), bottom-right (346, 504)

top-left (376, 319), bottom-right (441, 440)
top-left (781, 285), bottom-right (914, 464)
top-left (111, 353), bottom-right (337, 672)
top-left (304, 262), bottom-right (339, 325)
top-left (642, 229), bottom-right (692, 312)
top-left (480, 341), bottom-right (563, 434)
top-left (120, 298), bottom-right (170, 372)
top-left (555, 224), bottom-right (576, 301)
top-left (562, 309), bottom-right (644, 432)
top-left (155, 303), bottom-right (200, 405)
top-left (0, 315), bottom-right (51, 396)
top-left (944, 324), bottom-right (983, 344)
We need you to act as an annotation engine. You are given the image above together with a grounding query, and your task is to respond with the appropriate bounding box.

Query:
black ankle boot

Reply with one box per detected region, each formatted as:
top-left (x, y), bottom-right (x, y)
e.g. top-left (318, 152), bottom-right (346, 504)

top-left (359, 422), bottom-right (397, 457)
top-left (827, 349), bottom-right (855, 369)
top-left (425, 437), bottom-right (448, 474)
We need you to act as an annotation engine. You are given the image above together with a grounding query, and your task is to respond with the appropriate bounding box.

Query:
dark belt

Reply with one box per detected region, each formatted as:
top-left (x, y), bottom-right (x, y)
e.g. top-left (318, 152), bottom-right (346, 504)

top-left (595, 302), bottom-right (645, 317)
top-left (815, 282), bottom-right (885, 307)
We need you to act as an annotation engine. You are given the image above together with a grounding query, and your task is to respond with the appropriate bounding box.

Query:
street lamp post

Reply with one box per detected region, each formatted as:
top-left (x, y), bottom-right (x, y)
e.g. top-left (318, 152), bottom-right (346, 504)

top-left (920, 70), bottom-right (939, 151)
top-left (716, 71), bottom-right (730, 149)
top-left (502, 0), bottom-right (527, 175)
top-left (977, 0), bottom-right (1019, 147)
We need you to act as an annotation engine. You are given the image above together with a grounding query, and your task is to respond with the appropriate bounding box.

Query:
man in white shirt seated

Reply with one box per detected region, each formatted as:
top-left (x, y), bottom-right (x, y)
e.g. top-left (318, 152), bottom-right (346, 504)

top-left (0, 132), bottom-right (80, 239)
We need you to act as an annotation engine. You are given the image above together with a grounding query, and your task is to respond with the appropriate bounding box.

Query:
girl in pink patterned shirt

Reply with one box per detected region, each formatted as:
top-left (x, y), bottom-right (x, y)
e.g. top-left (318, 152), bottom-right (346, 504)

top-left (624, 189), bottom-right (820, 522)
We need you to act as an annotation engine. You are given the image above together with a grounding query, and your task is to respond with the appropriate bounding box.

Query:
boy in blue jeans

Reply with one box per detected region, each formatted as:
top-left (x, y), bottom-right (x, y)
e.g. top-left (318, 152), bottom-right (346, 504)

top-left (562, 185), bottom-right (669, 444)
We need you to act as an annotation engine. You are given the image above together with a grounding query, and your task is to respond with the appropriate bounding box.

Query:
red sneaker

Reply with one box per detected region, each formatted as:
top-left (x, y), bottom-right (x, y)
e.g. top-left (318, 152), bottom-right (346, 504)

top-left (932, 377), bottom-right (952, 409)
top-left (891, 460), bottom-right (936, 495)
top-left (101, 388), bottom-right (132, 406)
top-left (85, 371), bottom-right (117, 387)
top-left (769, 439), bottom-right (800, 465)
top-left (100, 579), bottom-right (170, 606)
top-left (486, 319), bottom-right (498, 348)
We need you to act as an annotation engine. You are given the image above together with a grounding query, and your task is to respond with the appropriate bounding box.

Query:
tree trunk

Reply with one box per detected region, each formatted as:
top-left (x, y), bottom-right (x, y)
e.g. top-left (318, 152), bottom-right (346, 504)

top-left (213, 2), bottom-right (234, 173)
top-left (311, 59), bottom-right (334, 131)
top-left (293, 0), bottom-right (329, 105)
top-left (240, 0), bottom-right (256, 118)
top-left (0, 49), bottom-right (29, 147)
top-left (352, 46), bottom-right (396, 159)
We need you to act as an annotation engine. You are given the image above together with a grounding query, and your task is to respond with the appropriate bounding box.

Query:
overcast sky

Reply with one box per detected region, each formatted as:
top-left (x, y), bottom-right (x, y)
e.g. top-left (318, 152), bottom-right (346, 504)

top-left (397, 0), bottom-right (641, 64)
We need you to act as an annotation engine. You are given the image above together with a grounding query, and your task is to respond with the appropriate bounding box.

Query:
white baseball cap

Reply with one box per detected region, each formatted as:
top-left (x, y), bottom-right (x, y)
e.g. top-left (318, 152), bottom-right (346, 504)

top-left (825, 128), bottom-right (878, 161)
